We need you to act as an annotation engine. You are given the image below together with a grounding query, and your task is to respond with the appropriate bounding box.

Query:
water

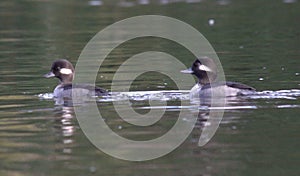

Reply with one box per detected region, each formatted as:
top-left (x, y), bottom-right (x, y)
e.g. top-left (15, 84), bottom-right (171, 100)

top-left (1, 0), bottom-right (300, 175)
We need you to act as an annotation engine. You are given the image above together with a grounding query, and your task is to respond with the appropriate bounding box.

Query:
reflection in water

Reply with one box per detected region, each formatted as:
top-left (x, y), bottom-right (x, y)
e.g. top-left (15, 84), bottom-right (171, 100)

top-left (38, 88), bottom-right (300, 147)
top-left (53, 107), bottom-right (76, 155)
top-left (1, 88), bottom-right (299, 175)
top-left (39, 88), bottom-right (300, 151)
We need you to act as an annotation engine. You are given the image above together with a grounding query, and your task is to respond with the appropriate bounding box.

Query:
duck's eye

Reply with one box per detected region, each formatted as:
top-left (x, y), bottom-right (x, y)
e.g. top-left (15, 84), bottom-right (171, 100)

top-left (53, 67), bottom-right (60, 71)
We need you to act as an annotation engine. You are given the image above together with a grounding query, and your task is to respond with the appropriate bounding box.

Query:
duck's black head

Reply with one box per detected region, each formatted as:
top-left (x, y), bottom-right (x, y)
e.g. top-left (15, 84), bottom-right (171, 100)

top-left (181, 57), bottom-right (217, 85)
top-left (44, 59), bottom-right (74, 84)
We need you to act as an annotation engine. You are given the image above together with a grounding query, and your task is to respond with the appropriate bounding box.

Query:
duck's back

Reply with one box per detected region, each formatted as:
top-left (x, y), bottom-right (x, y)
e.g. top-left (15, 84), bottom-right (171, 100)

top-left (200, 81), bottom-right (256, 97)
top-left (54, 83), bottom-right (108, 98)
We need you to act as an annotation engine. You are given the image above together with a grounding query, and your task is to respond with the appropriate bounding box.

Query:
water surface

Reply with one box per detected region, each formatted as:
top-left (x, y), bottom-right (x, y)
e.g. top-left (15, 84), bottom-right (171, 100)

top-left (0, 0), bottom-right (300, 176)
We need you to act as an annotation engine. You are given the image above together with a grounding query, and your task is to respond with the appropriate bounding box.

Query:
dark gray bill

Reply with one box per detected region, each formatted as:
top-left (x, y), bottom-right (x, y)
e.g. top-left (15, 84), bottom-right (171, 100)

top-left (43, 71), bottom-right (55, 78)
top-left (180, 68), bottom-right (194, 74)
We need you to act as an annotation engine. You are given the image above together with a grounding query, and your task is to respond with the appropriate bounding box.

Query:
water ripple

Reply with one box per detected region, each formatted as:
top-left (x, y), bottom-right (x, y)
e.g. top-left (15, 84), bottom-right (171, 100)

top-left (38, 89), bottom-right (300, 109)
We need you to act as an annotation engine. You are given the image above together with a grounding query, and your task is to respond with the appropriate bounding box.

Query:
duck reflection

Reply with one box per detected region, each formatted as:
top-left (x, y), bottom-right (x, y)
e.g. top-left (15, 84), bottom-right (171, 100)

top-left (53, 106), bottom-right (76, 154)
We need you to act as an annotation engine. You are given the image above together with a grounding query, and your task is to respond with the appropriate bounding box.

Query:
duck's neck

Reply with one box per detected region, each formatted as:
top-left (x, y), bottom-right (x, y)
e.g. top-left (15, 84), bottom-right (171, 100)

top-left (58, 75), bottom-right (74, 84)
top-left (198, 78), bottom-right (211, 85)
top-left (197, 72), bottom-right (217, 85)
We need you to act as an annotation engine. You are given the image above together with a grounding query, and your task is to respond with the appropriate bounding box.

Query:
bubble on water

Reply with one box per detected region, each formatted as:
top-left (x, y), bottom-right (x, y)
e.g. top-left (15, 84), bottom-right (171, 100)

top-left (208, 19), bottom-right (215, 26)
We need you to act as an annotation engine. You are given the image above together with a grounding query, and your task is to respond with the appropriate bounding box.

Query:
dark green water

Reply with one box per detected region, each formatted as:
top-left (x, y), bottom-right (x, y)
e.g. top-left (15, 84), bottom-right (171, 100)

top-left (0, 0), bottom-right (299, 176)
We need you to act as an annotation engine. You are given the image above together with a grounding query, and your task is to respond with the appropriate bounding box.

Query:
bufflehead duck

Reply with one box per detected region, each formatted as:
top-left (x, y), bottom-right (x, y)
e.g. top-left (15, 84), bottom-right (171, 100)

top-left (181, 57), bottom-right (256, 98)
top-left (44, 59), bottom-right (107, 99)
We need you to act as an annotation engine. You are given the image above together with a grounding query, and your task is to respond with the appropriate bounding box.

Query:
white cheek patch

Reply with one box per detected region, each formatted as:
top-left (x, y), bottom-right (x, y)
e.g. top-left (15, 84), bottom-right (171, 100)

top-left (60, 68), bottom-right (73, 75)
top-left (199, 65), bottom-right (213, 72)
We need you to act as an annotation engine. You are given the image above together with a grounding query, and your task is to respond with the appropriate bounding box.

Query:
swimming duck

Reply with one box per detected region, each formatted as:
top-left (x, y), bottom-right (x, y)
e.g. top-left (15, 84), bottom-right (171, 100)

top-left (181, 57), bottom-right (256, 98)
top-left (44, 59), bottom-right (107, 99)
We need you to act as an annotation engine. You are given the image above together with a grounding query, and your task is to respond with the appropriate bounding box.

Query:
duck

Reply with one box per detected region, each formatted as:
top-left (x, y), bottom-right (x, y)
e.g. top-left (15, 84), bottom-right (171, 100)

top-left (181, 57), bottom-right (256, 99)
top-left (44, 59), bottom-right (107, 99)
